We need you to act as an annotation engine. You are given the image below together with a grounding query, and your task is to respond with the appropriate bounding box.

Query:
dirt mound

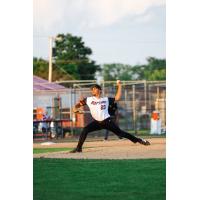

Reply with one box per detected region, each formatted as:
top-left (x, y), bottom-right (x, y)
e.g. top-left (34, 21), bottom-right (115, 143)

top-left (33, 138), bottom-right (165, 159)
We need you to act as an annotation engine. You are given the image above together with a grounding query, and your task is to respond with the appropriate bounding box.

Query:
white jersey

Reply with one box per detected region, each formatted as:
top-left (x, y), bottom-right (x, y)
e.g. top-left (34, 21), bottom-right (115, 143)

top-left (85, 96), bottom-right (110, 121)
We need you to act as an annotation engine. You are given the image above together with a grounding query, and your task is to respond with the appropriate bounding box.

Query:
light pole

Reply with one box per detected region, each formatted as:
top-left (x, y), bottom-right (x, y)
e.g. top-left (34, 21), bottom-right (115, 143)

top-left (48, 36), bottom-right (62, 82)
top-left (48, 36), bottom-right (53, 82)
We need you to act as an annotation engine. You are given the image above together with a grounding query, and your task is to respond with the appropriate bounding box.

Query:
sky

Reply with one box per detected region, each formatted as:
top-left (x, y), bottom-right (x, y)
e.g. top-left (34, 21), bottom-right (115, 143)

top-left (33, 0), bottom-right (166, 66)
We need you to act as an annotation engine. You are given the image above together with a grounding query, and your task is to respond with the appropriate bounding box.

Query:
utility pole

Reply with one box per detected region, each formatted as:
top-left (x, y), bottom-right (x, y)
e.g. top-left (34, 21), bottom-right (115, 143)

top-left (48, 36), bottom-right (53, 82)
top-left (48, 36), bottom-right (63, 82)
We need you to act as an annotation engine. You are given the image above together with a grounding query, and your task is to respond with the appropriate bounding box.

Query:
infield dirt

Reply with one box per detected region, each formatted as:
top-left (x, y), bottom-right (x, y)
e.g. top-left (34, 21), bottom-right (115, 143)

top-left (33, 137), bottom-right (165, 159)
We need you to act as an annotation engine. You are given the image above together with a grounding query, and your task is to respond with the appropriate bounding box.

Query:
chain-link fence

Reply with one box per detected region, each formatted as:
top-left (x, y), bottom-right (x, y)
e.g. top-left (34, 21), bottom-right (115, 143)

top-left (33, 80), bottom-right (166, 139)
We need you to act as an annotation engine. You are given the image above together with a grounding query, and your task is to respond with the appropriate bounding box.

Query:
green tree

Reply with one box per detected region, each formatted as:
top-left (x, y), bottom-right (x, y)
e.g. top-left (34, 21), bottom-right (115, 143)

top-left (33, 57), bottom-right (48, 80)
top-left (102, 63), bottom-right (133, 81)
top-left (33, 57), bottom-right (74, 81)
top-left (102, 57), bottom-right (166, 81)
top-left (54, 33), bottom-right (100, 80)
top-left (132, 57), bottom-right (166, 80)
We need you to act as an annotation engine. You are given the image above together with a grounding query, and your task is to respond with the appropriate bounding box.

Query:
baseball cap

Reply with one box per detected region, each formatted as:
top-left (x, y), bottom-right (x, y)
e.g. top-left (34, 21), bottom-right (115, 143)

top-left (90, 84), bottom-right (102, 90)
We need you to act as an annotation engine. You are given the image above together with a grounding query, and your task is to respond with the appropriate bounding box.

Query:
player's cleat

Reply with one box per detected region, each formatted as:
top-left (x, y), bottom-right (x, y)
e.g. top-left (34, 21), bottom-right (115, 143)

top-left (69, 148), bottom-right (82, 153)
top-left (137, 138), bottom-right (151, 146)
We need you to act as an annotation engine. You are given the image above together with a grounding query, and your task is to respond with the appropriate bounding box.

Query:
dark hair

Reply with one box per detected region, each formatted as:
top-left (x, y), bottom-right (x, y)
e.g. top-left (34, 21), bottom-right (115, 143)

top-left (90, 84), bottom-right (102, 90)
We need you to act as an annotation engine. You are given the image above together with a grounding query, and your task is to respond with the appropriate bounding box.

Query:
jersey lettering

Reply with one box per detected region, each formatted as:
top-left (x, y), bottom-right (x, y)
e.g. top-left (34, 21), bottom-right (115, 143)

top-left (86, 97), bottom-right (110, 121)
top-left (91, 101), bottom-right (106, 105)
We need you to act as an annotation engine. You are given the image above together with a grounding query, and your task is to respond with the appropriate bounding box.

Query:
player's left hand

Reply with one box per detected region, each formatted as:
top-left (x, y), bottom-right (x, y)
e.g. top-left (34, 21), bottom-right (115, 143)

top-left (79, 96), bottom-right (85, 105)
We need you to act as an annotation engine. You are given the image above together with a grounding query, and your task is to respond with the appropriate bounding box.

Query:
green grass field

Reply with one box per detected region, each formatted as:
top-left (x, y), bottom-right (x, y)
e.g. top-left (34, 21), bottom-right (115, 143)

top-left (33, 148), bottom-right (73, 154)
top-left (34, 158), bottom-right (165, 200)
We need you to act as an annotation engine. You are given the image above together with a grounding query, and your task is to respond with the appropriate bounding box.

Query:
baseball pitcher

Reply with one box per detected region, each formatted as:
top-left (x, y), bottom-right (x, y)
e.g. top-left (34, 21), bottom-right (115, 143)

top-left (70, 80), bottom-right (150, 153)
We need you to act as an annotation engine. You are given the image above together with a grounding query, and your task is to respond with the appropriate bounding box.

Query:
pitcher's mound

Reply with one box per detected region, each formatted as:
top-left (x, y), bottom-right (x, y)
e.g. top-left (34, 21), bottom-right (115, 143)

top-left (34, 138), bottom-right (165, 159)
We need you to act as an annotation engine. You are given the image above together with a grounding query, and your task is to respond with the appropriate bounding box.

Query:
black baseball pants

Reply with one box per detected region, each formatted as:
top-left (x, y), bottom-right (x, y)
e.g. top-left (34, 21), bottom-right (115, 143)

top-left (75, 117), bottom-right (140, 150)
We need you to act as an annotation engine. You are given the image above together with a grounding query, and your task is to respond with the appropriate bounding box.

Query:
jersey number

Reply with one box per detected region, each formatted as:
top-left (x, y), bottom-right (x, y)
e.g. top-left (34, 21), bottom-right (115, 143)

top-left (101, 105), bottom-right (106, 110)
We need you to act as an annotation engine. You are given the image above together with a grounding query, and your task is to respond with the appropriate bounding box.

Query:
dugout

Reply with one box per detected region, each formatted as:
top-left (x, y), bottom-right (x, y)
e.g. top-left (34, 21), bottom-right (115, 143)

top-left (33, 76), bottom-right (94, 139)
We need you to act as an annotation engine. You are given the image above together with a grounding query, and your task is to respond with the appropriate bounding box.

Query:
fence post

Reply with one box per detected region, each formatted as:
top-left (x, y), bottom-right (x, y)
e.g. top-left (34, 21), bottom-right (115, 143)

top-left (157, 86), bottom-right (160, 99)
top-left (70, 88), bottom-right (74, 136)
top-left (102, 80), bottom-right (105, 96)
top-left (144, 80), bottom-right (147, 113)
top-left (124, 88), bottom-right (128, 130)
top-left (132, 85), bottom-right (136, 134)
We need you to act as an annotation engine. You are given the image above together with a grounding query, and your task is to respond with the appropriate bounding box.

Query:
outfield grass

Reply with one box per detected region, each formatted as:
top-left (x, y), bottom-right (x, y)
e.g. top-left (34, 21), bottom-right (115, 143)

top-left (34, 159), bottom-right (165, 200)
top-left (33, 148), bottom-right (73, 154)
